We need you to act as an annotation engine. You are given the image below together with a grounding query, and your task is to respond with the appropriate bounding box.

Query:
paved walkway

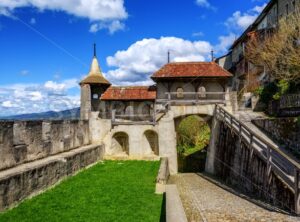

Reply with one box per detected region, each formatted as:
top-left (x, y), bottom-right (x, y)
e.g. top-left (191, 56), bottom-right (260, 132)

top-left (169, 173), bottom-right (299, 222)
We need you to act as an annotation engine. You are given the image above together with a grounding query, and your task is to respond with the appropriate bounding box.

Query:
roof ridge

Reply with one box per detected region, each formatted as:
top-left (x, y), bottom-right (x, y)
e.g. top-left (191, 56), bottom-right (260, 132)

top-left (168, 61), bottom-right (213, 64)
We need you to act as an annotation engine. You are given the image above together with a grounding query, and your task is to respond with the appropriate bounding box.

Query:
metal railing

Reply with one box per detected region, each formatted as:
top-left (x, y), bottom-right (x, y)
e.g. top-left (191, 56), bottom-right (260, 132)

top-left (215, 105), bottom-right (300, 214)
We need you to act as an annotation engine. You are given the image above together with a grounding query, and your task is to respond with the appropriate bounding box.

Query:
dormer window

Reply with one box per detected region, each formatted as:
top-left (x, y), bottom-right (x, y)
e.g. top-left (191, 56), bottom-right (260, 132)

top-left (176, 87), bottom-right (184, 99)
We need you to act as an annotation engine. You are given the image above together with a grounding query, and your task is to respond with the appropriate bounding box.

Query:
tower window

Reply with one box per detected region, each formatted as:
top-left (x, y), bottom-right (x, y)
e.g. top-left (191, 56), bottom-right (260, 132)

top-left (92, 94), bottom-right (99, 99)
top-left (198, 86), bottom-right (206, 98)
top-left (176, 87), bottom-right (184, 99)
top-left (286, 4), bottom-right (289, 15)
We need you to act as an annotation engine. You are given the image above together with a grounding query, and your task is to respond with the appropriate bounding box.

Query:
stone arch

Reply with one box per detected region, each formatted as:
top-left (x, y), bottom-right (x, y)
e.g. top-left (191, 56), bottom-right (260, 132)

top-left (203, 82), bottom-right (224, 92)
top-left (171, 104), bottom-right (216, 119)
top-left (125, 105), bottom-right (134, 116)
top-left (111, 132), bottom-right (129, 155)
top-left (174, 114), bottom-right (212, 173)
top-left (174, 114), bottom-right (212, 132)
top-left (142, 130), bottom-right (159, 155)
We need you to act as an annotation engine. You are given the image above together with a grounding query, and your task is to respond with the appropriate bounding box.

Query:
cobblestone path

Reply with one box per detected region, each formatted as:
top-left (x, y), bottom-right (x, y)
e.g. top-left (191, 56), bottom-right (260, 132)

top-left (169, 173), bottom-right (299, 222)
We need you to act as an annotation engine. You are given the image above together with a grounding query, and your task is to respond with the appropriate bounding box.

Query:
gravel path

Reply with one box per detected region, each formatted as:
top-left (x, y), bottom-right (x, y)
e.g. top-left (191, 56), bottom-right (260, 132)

top-left (169, 173), bottom-right (299, 222)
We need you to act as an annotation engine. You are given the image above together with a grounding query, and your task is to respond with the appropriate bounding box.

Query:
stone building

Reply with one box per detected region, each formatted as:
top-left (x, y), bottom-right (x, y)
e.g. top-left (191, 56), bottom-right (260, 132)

top-left (152, 62), bottom-right (231, 104)
top-left (79, 49), bottom-right (234, 174)
top-left (100, 86), bottom-right (156, 123)
top-left (221, 0), bottom-right (300, 94)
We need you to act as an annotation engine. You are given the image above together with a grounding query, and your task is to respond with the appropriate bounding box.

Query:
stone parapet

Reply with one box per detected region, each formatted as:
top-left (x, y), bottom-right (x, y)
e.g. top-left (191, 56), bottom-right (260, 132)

top-left (0, 144), bottom-right (104, 212)
top-left (0, 120), bottom-right (90, 171)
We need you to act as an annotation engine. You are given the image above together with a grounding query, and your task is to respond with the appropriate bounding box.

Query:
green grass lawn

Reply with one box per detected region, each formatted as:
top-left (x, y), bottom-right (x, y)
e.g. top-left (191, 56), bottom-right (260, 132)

top-left (0, 161), bottom-right (164, 222)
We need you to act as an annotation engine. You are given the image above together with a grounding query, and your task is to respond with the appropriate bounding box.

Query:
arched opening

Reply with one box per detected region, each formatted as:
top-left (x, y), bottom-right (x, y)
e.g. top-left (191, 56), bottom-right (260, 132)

top-left (198, 86), bottom-right (206, 98)
top-left (125, 105), bottom-right (134, 116)
top-left (143, 130), bottom-right (159, 156)
top-left (175, 115), bottom-right (211, 173)
top-left (111, 132), bottom-right (129, 155)
top-left (176, 87), bottom-right (184, 99)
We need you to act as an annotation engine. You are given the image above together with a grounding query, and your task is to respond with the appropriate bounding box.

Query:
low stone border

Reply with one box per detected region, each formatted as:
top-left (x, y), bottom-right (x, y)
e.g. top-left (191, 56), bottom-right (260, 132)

top-left (166, 185), bottom-right (187, 222)
top-left (0, 144), bottom-right (104, 212)
top-left (155, 157), bottom-right (169, 194)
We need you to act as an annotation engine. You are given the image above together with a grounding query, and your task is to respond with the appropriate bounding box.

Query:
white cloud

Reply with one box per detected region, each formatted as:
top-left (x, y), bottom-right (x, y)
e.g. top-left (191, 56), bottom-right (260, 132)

top-left (192, 32), bottom-right (204, 37)
top-left (0, 78), bottom-right (80, 116)
top-left (225, 3), bottom-right (267, 31)
top-left (216, 33), bottom-right (236, 52)
top-left (0, 0), bottom-right (128, 33)
top-left (89, 20), bottom-right (125, 34)
top-left (195, 0), bottom-right (216, 10)
top-left (105, 37), bottom-right (219, 85)
top-left (1, 101), bottom-right (18, 108)
top-left (29, 91), bottom-right (43, 101)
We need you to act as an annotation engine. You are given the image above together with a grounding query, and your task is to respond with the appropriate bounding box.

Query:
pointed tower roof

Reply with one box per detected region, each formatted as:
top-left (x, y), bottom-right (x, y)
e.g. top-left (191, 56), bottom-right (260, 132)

top-left (80, 44), bottom-right (111, 85)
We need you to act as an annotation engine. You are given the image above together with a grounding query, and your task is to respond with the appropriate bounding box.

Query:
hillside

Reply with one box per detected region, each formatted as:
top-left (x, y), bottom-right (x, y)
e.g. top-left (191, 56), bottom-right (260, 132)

top-left (0, 108), bottom-right (80, 121)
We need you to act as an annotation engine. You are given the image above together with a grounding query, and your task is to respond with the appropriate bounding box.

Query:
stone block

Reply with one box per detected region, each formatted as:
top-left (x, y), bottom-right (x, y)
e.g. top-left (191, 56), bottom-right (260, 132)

top-left (0, 122), bottom-right (16, 171)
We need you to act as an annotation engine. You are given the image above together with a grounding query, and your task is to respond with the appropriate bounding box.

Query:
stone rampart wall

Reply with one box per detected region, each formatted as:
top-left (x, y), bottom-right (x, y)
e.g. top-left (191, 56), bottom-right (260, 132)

top-left (0, 120), bottom-right (90, 171)
top-left (0, 144), bottom-right (104, 211)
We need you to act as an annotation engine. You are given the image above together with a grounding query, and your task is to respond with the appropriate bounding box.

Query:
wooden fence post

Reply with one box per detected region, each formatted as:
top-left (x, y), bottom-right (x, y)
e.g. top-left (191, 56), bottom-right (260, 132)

top-left (294, 168), bottom-right (300, 215)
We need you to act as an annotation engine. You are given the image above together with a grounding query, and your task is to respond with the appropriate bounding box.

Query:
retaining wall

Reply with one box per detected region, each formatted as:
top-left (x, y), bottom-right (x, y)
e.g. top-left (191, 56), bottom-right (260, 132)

top-left (252, 118), bottom-right (300, 159)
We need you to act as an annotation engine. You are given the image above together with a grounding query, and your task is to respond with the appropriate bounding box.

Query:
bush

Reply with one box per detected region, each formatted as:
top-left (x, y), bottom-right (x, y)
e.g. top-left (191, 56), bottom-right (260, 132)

top-left (177, 115), bottom-right (211, 155)
top-left (273, 80), bottom-right (290, 100)
top-left (255, 82), bottom-right (278, 104)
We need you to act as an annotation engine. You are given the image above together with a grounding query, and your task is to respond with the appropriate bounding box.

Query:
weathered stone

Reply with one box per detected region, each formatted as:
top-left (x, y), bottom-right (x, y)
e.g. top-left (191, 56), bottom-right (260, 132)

top-left (0, 144), bottom-right (104, 212)
top-left (0, 120), bottom-right (91, 171)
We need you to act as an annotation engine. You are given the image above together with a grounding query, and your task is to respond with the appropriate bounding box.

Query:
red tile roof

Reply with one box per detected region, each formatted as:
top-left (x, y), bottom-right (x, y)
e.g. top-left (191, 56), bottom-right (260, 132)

top-left (151, 62), bottom-right (232, 79)
top-left (101, 86), bottom-right (156, 101)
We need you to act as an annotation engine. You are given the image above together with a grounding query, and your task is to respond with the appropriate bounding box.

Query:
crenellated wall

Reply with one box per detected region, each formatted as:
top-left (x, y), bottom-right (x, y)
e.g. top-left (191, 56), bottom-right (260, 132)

top-left (0, 120), bottom-right (90, 171)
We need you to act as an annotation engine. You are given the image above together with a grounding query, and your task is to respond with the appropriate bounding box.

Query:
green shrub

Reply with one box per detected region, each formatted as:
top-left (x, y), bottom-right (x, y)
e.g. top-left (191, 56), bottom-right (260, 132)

top-left (177, 115), bottom-right (211, 155)
top-left (273, 80), bottom-right (290, 100)
top-left (255, 82), bottom-right (278, 104)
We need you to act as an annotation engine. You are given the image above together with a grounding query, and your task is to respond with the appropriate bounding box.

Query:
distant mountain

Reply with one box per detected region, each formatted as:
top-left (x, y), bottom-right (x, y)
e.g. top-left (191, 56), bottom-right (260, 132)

top-left (0, 107), bottom-right (80, 121)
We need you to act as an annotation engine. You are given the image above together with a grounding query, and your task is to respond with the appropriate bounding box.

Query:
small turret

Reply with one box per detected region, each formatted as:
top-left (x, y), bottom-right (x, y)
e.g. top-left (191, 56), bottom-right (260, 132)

top-left (80, 44), bottom-right (111, 120)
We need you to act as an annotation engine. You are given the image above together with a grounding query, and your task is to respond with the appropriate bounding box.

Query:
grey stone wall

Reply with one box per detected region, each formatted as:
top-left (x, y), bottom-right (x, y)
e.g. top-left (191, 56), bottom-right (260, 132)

top-left (278, 0), bottom-right (299, 18)
top-left (252, 118), bottom-right (300, 159)
top-left (0, 120), bottom-right (90, 171)
top-left (0, 144), bottom-right (104, 212)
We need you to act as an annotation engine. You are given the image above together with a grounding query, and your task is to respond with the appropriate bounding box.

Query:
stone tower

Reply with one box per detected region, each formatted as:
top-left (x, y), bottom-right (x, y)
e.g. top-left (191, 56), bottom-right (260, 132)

top-left (80, 44), bottom-right (111, 120)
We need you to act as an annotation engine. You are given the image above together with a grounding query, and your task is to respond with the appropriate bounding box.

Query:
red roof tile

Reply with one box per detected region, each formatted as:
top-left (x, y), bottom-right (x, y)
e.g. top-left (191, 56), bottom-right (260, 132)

top-left (151, 62), bottom-right (232, 79)
top-left (101, 86), bottom-right (156, 101)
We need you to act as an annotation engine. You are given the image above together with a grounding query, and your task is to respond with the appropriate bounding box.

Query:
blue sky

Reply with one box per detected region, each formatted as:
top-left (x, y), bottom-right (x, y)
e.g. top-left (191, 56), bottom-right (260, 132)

top-left (0, 0), bottom-right (268, 116)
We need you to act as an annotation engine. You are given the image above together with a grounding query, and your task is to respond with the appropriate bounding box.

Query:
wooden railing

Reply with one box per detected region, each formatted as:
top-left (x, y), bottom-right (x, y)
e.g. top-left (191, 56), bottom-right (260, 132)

top-left (215, 105), bottom-right (300, 214)
top-left (111, 109), bottom-right (156, 126)
top-left (156, 92), bottom-right (226, 104)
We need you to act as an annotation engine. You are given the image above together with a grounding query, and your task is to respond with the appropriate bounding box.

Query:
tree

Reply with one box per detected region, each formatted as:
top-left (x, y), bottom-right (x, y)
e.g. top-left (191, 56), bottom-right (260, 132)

top-left (245, 10), bottom-right (300, 84)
